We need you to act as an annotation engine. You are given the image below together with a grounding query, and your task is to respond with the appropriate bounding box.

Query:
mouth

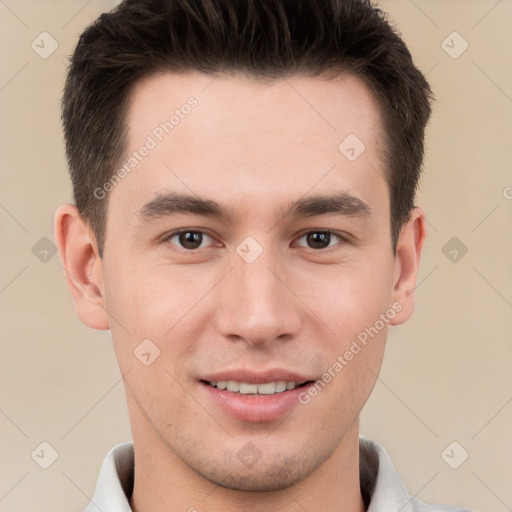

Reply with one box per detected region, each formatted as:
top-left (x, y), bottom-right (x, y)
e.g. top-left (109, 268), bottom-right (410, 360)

top-left (199, 376), bottom-right (316, 422)
top-left (203, 380), bottom-right (312, 395)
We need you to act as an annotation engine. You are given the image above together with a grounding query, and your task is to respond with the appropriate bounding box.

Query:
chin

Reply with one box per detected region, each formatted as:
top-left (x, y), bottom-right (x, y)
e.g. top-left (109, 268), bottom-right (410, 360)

top-left (188, 444), bottom-right (332, 493)
top-left (200, 466), bottom-right (308, 492)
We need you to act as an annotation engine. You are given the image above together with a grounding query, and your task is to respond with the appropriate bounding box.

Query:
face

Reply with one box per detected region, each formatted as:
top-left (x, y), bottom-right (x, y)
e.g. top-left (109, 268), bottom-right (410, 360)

top-left (85, 71), bottom-right (413, 490)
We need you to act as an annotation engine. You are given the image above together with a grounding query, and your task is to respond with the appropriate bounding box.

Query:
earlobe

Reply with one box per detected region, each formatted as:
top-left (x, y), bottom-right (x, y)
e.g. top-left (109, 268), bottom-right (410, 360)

top-left (389, 207), bottom-right (427, 326)
top-left (54, 204), bottom-right (110, 330)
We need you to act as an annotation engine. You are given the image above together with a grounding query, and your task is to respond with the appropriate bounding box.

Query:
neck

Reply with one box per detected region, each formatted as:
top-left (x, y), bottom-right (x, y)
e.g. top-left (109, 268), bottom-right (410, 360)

top-left (128, 413), bottom-right (365, 512)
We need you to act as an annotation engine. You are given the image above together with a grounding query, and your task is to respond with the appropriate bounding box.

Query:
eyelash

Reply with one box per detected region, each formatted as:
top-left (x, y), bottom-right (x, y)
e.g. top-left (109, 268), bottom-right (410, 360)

top-left (163, 229), bottom-right (347, 251)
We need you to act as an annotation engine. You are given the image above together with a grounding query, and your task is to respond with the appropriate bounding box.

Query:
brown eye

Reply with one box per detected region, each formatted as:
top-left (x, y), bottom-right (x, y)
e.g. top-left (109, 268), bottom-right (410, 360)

top-left (296, 231), bottom-right (341, 250)
top-left (167, 230), bottom-right (213, 250)
top-left (179, 231), bottom-right (202, 249)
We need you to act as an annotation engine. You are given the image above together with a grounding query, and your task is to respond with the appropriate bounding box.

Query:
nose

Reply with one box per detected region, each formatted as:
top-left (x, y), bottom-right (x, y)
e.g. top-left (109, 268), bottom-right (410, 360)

top-left (215, 245), bottom-right (302, 347)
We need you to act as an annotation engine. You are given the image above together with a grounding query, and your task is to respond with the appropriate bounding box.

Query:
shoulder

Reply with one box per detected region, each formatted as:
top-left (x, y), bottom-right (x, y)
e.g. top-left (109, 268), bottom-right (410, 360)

top-left (360, 437), bottom-right (474, 512)
top-left (83, 442), bottom-right (134, 512)
top-left (408, 496), bottom-right (473, 512)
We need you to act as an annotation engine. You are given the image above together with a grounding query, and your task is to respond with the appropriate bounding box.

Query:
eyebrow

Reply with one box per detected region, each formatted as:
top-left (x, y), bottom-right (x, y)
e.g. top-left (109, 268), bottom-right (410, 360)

top-left (287, 192), bottom-right (371, 219)
top-left (135, 191), bottom-right (371, 223)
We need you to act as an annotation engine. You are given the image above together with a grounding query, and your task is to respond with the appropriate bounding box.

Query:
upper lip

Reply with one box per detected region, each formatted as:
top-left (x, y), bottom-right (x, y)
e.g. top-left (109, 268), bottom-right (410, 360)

top-left (201, 369), bottom-right (314, 385)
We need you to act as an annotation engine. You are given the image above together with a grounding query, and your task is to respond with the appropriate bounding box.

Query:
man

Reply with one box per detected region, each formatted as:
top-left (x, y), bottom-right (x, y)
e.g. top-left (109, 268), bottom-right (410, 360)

top-left (54, 0), bottom-right (471, 511)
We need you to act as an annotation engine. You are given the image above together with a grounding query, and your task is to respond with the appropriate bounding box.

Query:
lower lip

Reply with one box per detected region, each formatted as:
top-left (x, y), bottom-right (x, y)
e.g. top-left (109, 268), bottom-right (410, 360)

top-left (201, 382), bottom-right (313, 423)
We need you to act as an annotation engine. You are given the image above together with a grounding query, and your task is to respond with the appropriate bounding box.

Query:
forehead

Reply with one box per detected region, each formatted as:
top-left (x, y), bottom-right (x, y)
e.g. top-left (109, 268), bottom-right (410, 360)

top-left (126, 70), bottom-right (383, 146)
top-left (113, 70), bottom-right (387, 218)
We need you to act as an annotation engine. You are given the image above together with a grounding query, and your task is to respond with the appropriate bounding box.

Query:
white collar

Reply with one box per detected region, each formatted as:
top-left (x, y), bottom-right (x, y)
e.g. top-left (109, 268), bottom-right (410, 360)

top-left (83, 436), bottom-right (470, 512)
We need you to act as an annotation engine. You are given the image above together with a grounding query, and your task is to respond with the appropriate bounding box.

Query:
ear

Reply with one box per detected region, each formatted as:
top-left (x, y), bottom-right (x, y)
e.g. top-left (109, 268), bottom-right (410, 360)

top-left (389, 206), bottom-right (427, 326)
top-left (54, 204), bottom-right (110, 330)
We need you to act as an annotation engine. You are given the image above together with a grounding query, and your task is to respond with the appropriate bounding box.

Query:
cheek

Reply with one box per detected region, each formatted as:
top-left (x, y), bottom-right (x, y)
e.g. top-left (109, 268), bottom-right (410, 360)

top-left (315, 320), bottom-right (387, 425)
top-left (104, 262), bottom-right (200, 335)
top-left (104, 270), bottom-right (200, 421)
top-left (104, 264), bottom-right (213, 383)
top-left (298, 259), bottom-right (394, 340)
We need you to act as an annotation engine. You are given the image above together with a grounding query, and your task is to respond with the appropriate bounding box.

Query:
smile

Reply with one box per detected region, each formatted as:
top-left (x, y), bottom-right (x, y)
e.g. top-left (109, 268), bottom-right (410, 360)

top-left (207, 380), bottom-right (308, 395)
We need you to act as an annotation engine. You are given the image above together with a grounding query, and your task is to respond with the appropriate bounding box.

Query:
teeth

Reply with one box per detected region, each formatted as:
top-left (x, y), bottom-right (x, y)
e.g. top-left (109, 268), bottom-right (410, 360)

top-left (209, 380), bottom-right (301, 395)
top-left (257, 382), bottom-right (276, 395)
top-left (275, 381), bottom-right (287, 392)
top-left (239, 382), bottom-right (258, 394)
top-left (226, 381), bottom-right (239, 392)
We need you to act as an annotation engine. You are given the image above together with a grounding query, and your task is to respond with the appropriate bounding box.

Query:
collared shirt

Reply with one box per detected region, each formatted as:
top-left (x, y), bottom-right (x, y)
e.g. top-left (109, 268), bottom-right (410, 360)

top-left (83, 437), bottom-right (472, 512)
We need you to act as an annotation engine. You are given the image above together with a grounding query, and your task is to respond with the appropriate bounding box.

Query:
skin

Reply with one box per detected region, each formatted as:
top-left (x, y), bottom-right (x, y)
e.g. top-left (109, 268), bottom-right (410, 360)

top-left (55, 71), bottom-right (426, 512)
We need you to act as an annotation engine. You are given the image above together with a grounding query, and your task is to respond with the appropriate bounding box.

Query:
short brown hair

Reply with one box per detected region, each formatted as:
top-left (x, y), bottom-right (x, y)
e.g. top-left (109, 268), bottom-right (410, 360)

top-left (62, 0), bottom-right (433, 257)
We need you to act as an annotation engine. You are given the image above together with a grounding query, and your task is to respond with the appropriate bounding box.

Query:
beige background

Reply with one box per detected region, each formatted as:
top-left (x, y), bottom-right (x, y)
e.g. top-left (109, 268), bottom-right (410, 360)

top-left (1, 1), bottom-right (511, 511)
